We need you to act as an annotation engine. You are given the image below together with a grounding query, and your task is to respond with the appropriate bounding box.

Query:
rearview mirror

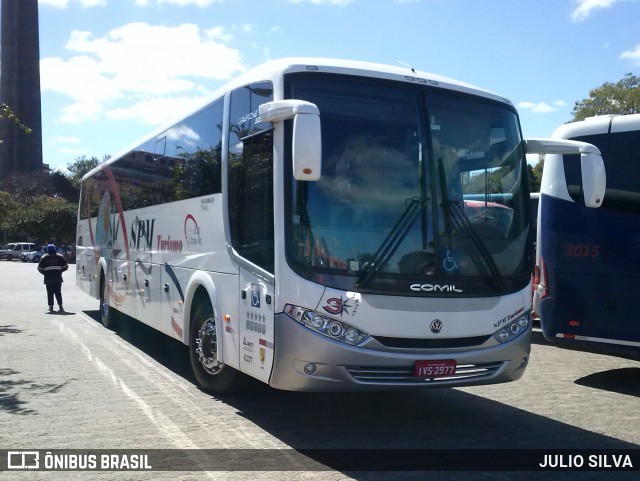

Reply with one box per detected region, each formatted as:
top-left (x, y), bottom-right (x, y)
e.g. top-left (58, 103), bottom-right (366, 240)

top-left (260, 100), bottom-right (322, 181)
top-left (525, 138), bottom-right (606, 208)
top-left (580, 152), bottom-right (606, 208)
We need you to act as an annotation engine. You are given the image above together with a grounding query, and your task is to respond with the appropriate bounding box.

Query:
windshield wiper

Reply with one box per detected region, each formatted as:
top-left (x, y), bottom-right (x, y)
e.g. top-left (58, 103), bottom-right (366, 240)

top-left (437, 157), bottom-right (506, 292)
top-left (447, 200), bottom-right (507, 292)
top-left (355, 196), bottom-right (428, 289)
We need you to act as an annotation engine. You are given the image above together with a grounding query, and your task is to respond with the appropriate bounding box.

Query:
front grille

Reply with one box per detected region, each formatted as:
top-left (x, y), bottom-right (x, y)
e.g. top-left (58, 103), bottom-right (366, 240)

top-left (372, 335), bottom-right (492, 349)
top-left (346, 361), bottom-right (503, 385)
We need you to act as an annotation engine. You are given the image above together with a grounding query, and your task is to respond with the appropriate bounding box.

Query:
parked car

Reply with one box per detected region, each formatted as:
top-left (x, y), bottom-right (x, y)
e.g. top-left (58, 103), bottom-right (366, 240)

top-left (1, 242), bottom-right (37, 261)
top-left (20, 245), bottom-right (64, 263)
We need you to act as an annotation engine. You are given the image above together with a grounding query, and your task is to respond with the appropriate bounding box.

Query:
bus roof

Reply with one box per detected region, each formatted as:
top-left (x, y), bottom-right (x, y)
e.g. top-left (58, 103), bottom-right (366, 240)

top-left (84, 57), bottom-right (515, 181)
top-left (235, 57), bottom-right (513, 103)
top-left (552, 113), bottom-right (640, 139)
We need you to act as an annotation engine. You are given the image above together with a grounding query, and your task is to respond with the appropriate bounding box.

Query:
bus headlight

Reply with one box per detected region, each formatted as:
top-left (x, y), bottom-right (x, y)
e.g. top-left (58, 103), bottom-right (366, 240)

top-left (284, 304), bottom-right (369, 346)
top-left (493, 313), bottom-right (531, 344)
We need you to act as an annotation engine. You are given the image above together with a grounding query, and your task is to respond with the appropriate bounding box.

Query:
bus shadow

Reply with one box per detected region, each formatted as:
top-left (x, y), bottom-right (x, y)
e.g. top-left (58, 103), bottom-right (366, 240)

top-left (81, 311), bottom-right (640, 478)
top-left (82, 310), bottom-right (195, 383)
top-left (220, 385), bottom-right (640, 479)
top-left (575, 367), bottom-right (640, 398)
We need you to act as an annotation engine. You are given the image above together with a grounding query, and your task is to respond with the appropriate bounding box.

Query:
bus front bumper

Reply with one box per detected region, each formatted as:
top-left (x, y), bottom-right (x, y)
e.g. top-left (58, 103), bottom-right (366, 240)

top-left (269, 313), bottom-right (531, 392)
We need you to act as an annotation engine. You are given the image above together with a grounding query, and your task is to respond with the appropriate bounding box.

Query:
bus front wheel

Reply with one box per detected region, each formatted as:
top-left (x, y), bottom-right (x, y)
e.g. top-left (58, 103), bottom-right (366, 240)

top-left (189, 303), bottom-right (237, 394)
top-left (99, 273), bottom-right (118, 330)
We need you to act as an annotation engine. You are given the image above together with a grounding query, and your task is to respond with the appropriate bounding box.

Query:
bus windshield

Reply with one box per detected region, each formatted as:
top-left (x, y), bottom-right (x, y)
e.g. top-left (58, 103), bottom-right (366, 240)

top-left (286, 74), bottom-right (531, 296)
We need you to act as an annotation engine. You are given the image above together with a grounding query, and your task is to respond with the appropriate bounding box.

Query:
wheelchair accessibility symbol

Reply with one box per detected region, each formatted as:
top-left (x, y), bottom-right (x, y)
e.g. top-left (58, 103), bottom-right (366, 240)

top-left (251, 284), bottom-right (261, 308)
top-left (441, 249), bottom-right (460, 273)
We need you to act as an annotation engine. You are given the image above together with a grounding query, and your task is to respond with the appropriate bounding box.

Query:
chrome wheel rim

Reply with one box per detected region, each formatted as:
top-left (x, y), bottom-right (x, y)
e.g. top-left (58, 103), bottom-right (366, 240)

top-left (196, 317), bottom-right (223, 375)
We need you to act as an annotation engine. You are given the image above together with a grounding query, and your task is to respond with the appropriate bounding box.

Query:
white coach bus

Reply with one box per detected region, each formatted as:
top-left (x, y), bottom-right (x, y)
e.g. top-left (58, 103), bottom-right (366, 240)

top-left (76, 58), bottom-right (603, 393)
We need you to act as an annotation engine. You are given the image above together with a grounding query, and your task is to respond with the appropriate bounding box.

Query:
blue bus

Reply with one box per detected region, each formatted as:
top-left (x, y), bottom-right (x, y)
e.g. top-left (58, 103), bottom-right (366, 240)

top-left (534, 114), bottom-right (640, 354)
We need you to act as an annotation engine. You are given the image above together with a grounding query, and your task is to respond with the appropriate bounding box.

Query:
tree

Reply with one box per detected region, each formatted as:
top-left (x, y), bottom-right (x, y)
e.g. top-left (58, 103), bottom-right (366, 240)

top-left (50, 171), bottom-right (78, 201)
top-left (6, 195), bottom-right (77, 244)
top-left (0, 191), bottom-right (19, 232)
top-left (0, 155), bottom-right (108, 244)
top-left (571, 73), bottom-right (640, 121)
top-left (0, 170), bottom-right (52, 203)
top-left (527, 159), bottom-right (544, 193)
top-left (0, 102), bottom-right (31, 141)
top-left (66, 155), bottom-right (104, 189)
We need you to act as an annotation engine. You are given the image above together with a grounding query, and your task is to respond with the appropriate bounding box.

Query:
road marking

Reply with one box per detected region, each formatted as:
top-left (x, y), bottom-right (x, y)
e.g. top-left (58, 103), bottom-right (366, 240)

top-left (55, 320), bottom-right (203, 451)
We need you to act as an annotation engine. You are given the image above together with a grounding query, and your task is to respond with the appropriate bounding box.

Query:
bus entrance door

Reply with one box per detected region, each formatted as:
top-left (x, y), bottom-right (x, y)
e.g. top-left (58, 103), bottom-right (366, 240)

top-left (239, 271), bottom-right (275, 383)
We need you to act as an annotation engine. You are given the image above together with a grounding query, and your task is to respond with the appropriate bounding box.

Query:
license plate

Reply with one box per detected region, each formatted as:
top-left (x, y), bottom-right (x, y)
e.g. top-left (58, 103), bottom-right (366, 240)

top-left (414, 359), bottom-right (457, 378)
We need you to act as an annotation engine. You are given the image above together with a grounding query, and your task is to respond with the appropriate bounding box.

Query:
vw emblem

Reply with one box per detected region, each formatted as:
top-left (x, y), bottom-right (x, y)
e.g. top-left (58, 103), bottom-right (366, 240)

top-left (430, 319), bottom-right (443, 334)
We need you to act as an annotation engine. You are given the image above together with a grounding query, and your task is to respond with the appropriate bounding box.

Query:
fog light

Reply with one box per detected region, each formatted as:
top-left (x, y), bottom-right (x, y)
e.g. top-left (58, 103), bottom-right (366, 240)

top-left (304, 363), bottom-right (317, 375)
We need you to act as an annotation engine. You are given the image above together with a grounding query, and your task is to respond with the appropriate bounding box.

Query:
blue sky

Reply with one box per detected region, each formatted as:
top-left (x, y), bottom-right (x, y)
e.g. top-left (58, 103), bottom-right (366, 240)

top-left (35, 0), bottom-right (640, 171)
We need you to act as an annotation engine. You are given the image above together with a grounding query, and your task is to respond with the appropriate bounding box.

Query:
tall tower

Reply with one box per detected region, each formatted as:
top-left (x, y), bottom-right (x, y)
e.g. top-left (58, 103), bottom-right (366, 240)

top-left (0, 0), bottom-right (43, 177)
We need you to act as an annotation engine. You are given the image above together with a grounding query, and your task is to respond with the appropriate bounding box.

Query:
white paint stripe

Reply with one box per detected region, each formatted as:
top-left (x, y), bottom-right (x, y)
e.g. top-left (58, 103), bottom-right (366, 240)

top-left (77, 311), bottom-right (98, 328)
top-left (56, 318), bottom-right (285, 454)
top-left (556, 333), bottom-right (640, 349)
top-left (56, 321), bottom-right (205, 452)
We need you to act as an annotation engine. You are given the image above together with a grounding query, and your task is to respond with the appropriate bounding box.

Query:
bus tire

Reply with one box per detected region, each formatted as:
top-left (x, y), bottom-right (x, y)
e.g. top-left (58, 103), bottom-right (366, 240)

top-left (189, 302), bottom-right (237, 394)
top-left (99, 272), bottom-right (118, 330)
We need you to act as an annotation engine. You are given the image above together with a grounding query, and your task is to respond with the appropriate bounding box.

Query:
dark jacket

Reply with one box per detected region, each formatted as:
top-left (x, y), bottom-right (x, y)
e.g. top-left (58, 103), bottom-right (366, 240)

top-left (37, 253), bottom-right (69, 284)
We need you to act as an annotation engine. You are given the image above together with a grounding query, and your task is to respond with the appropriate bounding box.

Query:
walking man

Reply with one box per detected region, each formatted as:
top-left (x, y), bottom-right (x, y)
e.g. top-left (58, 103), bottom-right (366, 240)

top-left (37, 244), bottom-right (69, 312)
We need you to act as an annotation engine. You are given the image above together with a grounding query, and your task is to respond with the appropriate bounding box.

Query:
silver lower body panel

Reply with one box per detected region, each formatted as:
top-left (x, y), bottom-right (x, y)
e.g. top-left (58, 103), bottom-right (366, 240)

top-left (269, 313), bottom-right (531, 391)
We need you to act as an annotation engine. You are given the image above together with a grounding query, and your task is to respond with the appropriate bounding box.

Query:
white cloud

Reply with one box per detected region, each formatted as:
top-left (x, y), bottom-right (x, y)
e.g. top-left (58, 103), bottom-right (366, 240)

top-left (571, 0), bottom-right (617, 22)
top-left (44, 0), bottom-right (224, 6)
top-left (39, 0), bottom-right (68, 6)
top-left (41, 55), bottom-right (124, 103)
top-left (289, 0), bottom-right (355, 5)
top-left (58, 147), bottom-right (87, 155)
top-left (518, 101), bottom-right (566, 114)
top-left (67, 23), bottom-right (243, 82)
top-left (157, 0), bottom-right (222, 6)
top-left (51, 135), bottom-right (81, 144)
top-left (39, 0), bottom-right (107, 7)
top-left (60, 101), bottom-right (104, 123)
top-left (205, 26), bottom-right (234, 43)
top-left (40, 22), bottom-right (245, 124)
top-left (621, 44), bottom-right (640, 65)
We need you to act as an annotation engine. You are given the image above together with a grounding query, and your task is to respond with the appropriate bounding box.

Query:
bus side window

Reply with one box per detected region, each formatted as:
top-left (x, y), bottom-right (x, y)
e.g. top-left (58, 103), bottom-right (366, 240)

top-left (228, 82), bottom-right (275, 273)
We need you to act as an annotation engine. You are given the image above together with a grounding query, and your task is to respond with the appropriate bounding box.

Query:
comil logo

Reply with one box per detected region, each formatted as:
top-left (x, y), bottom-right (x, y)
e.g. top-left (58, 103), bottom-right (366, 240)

top-left (7, 451), bottom-right (39, 470)
top-left (410, 283), bottom-right (463, 293)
